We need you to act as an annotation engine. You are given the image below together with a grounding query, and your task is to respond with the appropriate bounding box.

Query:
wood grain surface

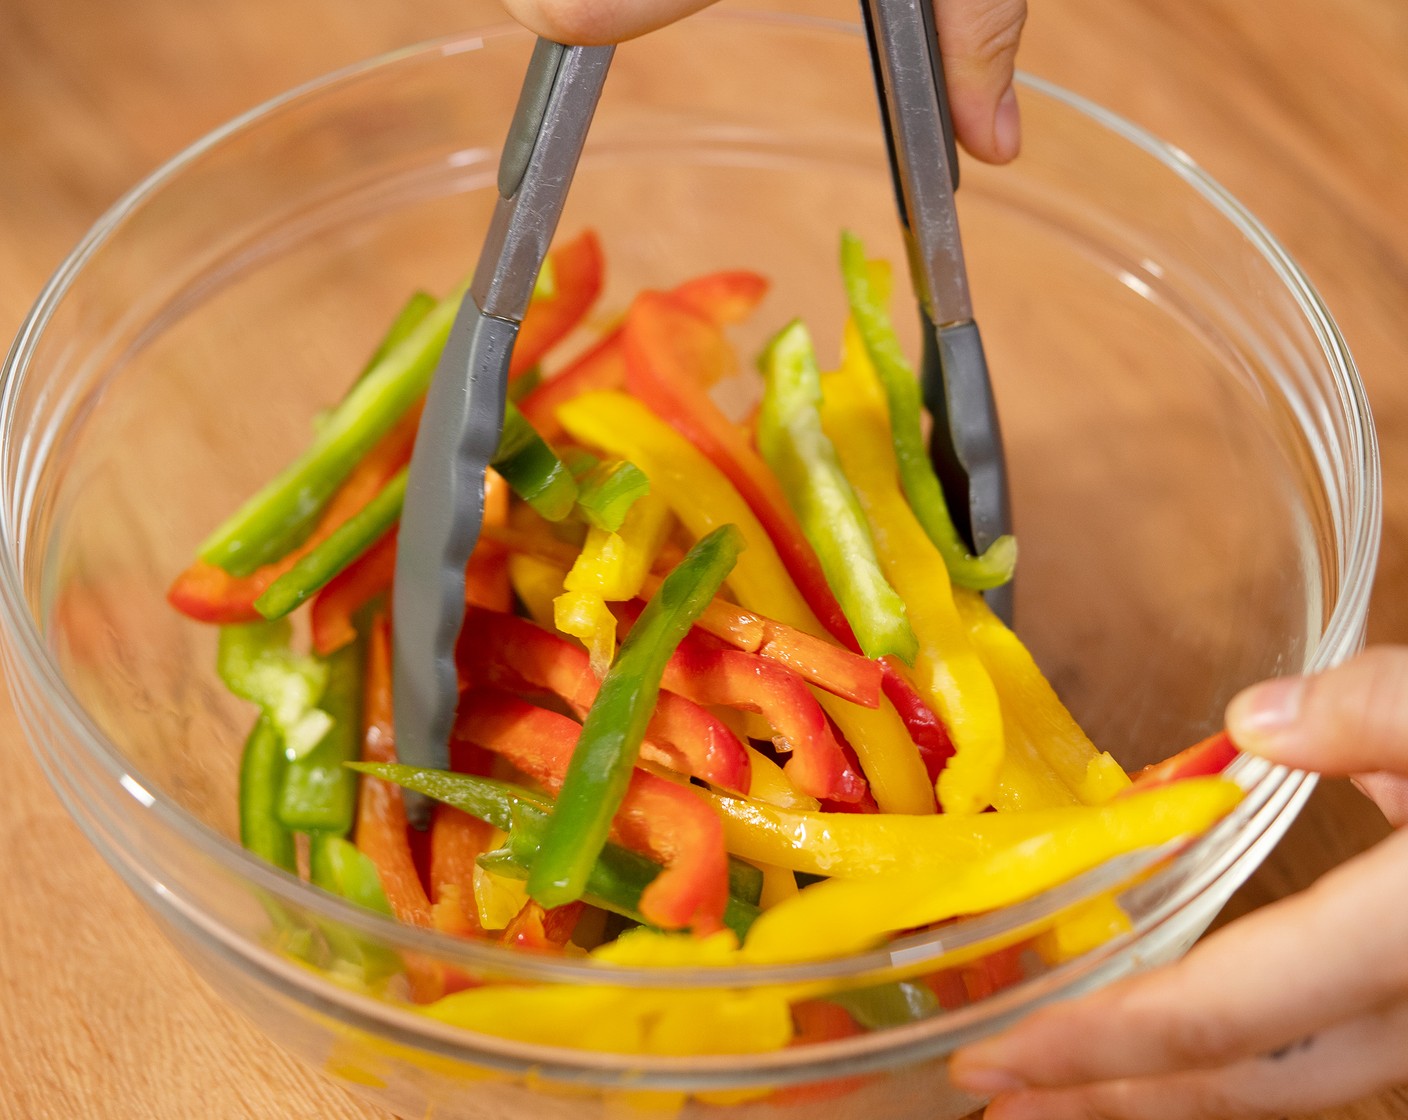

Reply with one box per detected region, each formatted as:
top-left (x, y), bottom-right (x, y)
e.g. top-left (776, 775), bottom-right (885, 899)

top-left (1, 1), bottom-right (1405, 1117)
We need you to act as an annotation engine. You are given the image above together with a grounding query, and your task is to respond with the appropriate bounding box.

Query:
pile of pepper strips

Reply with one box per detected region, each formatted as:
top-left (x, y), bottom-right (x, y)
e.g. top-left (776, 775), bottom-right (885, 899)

top-left (169, 229), bottom-right (1243, 977)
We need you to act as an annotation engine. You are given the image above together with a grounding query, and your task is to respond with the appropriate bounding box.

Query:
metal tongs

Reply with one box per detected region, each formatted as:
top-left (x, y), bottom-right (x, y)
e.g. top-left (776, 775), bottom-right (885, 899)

top-left (860, 0), bottom-right (1013, 622)
top-left (392, 40), bottom-right (613, 822)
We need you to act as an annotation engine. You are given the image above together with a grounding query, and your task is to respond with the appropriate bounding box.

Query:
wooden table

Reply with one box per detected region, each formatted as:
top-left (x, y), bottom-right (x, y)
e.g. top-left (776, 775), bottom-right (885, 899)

top-left (1, 1), bottom-right (1404, 1116)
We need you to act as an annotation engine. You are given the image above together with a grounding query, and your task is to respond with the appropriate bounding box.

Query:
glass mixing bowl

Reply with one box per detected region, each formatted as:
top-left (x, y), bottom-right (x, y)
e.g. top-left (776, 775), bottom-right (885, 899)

top-left (0, 12), bottom-right (1378, 1120)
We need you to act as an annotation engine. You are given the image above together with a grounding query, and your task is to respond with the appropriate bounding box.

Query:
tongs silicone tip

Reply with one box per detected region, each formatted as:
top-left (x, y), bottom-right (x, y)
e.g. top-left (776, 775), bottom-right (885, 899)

top-left (861, 0), bottom-right (1014, 622)
top-left (391, 40), bottom-right (613, 825)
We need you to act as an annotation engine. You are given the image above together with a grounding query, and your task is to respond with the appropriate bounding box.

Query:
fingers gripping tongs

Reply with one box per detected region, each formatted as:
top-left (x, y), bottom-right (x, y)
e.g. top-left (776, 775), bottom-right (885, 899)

top-left (860, 0), bottom-right (1014, 623)
top-left (392, 41), bottom-right (613, 823)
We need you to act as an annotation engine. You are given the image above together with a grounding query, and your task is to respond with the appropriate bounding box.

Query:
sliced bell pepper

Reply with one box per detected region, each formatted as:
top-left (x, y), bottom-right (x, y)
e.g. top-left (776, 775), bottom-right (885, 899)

top-left (276, 635), bottom-right (361, 835)
top-left (556, 391), bottom-right (933, 814)
top-left (1133, 731), bottom-right (1239, 788)
top-left (479, 518), bottom-right (885, 707)
top-left (456, 606), bottom-right (750, 792)
top-left (254, 467), bottom-right (407, 619)
top-left (573, 459), bottom-right (650, 532)
top-left (309, 530), bottom-right (397, 655)
top-left (741, 777), bottom-right (1244, 963)
top-left (429, 802), bottom-right (494, 936)
top-left (518, 268), bottom-right (768, 440)
top-left (879, 660), bottom-right (955, 784)
top-left (500, 899), bottom-right (584, 951)
top-left (353, 761), bottom-right (761, 940)
top-left (353, 614), bottom-right (432, 926)
top-left (626, 607), bottom-right (863, 804)
top-left (528, 524), bottom-right (743, 918)
top-left (621, 291), bottom-right (855, 643)
top-left (170, 407), bottom-right (420, 623)
top-left (199, 286), bottom-right (462, 575)
top-left (217, 618), bottom-right (331, 760)
top-left (954, 589), bottom-right (1131, 805)
top-left (454, 688), bottom-right (731, 932)
top-left (237, 715), bottom-right (297, 873)
top-left (757, 320), bottom-right (918, 664)
top-left (493, 402), bottom-right (578, 521)
top-left (354, 290), bottom-right (436, 385)
top-left (838, 235), bottom-right (1017, 590)
top-left (509, 228), bottom-right (604, 380)
top-left (820, 358), bottom-right (1004, 815)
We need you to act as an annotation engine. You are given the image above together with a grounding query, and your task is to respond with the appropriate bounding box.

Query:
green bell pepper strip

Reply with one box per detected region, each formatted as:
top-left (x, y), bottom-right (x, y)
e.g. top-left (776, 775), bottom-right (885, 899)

top-left (278, 635), bottom-right (362, 835)
top-left (350, 761), bottom-right (761, 938)
top-left (527, 523), bottom-right (745, 910)
top-left (828, 981), bottom-right (939, 1030)
top-left (493, 401), bottom-right (578, 521)
top-left (838, 232), bottom-right (1017, 590)
top-left (309, 834), bottom-right (395, 916)
top-left (238, 715), bottom-right (297, 873)
top-left (217, 619), bottom-right (331, 758)
top-left (254, 468), bottom-right (408, 619)
top-left (355, 291), bottom-right (436, 385)
top-left (198, 283), bottom-right (464, 576)
top-left (757, 319), bottom-right (918, 663)
top-left (574, 459), bottom-right (651, 532)
top-left (252, 406), bottom-right (576, 622)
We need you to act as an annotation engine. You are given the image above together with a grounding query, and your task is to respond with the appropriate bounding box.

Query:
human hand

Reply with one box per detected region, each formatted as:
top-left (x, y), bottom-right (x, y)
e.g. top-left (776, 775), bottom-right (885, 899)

top-left (948, 647), bottom-right (1408, 1119)
top-left (498, 0), bottom-right (1027, 163)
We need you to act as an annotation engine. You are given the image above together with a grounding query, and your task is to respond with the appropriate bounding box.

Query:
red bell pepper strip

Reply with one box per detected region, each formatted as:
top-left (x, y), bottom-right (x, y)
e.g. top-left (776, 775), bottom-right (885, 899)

top-left (617, 603), bottom-right (864, 803)
top-left (622, 291), bottom-right (855, 644)
top-left (518, 269), bottom-right (768, 440)
top-left (454, 687), bottom-right (730, 933)
top-left (500, 899), bottom-right (586, 951)
top-left (429, 802), bottom-right (494, 937)
top-left (509, 229), bottom-right (604, 380)
top-left (456, 607), bottom-right (750, 793)
top-left (474, 521), bottom-right (883, 706)
top-left (1132, 731), bottom-right (1240, 788)
top-left (880, 660), bottom-right (957, 784)
top-left (169, 406), bottom-right (420, 624)
top-left (354, 613), bottom-right (433, 927)
top-left (309, 531), bottom-right (397, 655)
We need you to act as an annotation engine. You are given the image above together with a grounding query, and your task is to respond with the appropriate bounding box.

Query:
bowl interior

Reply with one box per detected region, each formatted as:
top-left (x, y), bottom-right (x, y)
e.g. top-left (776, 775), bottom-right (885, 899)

top-left (27, 21), bottom-right (1342, 850)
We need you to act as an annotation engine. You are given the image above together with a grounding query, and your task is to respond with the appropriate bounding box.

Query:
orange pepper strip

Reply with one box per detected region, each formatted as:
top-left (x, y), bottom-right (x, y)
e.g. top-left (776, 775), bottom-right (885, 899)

top-left (501, 899), bottom-right (585, 950)
top-left (355, 613), bottom-right (433, 926)
top-left (429, 803), bottom-right (494, 937)
top-left (454, 688), bottom-right (729, 933)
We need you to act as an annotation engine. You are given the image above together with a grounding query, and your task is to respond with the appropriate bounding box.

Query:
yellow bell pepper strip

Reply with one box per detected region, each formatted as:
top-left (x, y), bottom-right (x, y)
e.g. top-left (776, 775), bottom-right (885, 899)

top-left (506, 552), bottom-right (565, 629)
top-left (743, 745), bottom-right (821, 812)
top-left (819, 359), bottom-right (1004, 815)
top-left (991, 711), bottom-right (1082, 813)
top-left (554, 490), bottom-right (674, 675)
top-left (481, 516), bottom-right (887, 707)
top-left (757, 319), bottom-right (919, 664)
top-left (839, 233), bottom-right (1017, 590)
top-left (423, 929), bottom-right (793, 1058)
top-left (530, 524), bottom-right (743, 916)
top-left (557, 390), bottom-right (931, 815)
top-left (954, 589), bottom-right (1131, 805)
top-left (741, 777), bottom-right (1243, 963)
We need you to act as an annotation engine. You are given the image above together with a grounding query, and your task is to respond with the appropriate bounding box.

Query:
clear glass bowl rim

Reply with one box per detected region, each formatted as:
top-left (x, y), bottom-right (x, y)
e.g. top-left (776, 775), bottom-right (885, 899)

top-left (0, 9), bottom-right (1380, 1000)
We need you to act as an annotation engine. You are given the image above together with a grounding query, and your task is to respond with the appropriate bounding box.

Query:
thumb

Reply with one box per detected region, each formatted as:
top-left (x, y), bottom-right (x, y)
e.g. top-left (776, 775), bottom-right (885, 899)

top-left (934, 0), bottom-right (1029, 164)
top-left (499, 0), bottom-right (717, 45)
top-left (1226, 647), bottom-right (1408, 778)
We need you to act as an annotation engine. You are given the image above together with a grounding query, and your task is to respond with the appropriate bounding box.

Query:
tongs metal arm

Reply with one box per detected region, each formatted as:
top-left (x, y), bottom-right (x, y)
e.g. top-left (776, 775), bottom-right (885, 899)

top-left (861, 0), bottom-right (1012, 619)
top-left (392, 41), bottom-right (612, 821)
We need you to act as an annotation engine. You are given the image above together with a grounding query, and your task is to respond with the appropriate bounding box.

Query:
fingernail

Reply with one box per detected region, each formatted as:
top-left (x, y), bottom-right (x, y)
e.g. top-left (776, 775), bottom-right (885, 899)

top-left (951, 1065), bottom-right (1028, 1096)
top-left (993, 86), bottom-right (1021, 161)
top-left (1225, 677), bottom-right (1305, 754)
